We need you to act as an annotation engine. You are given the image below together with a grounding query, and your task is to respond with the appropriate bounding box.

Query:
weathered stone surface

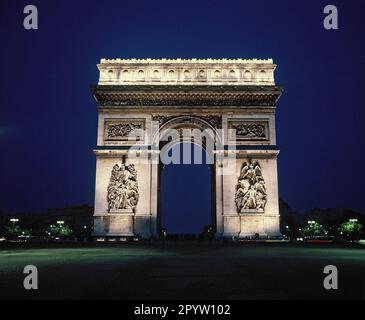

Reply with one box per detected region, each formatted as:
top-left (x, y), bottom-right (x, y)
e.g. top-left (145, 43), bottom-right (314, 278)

top-left (235, 160), bottom-right (267, 212)
top-left (97, 58), bottom-right (277, 86)
top-left (107, 162), bottom-right (139, 212)
top-left (91, 86), bottom-right (282, 107)
top-left (91, 58), bottom-right (282, 239)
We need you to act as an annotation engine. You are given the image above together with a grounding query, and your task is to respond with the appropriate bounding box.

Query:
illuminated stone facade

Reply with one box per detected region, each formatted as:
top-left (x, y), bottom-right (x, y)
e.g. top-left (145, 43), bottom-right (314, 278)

top-left (92, 58), bottom-right (283, 239)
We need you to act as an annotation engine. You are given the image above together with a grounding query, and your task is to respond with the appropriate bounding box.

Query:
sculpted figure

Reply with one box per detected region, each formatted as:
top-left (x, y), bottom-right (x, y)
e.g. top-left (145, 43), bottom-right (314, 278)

top-left (243, 185), bottom-right (257, 209)
top-left (107, 161), bottom-right (139, 212)
top-left (256, 194), bottom-right (266, 210)
top-left (235, 160), bottom-right (267, 212)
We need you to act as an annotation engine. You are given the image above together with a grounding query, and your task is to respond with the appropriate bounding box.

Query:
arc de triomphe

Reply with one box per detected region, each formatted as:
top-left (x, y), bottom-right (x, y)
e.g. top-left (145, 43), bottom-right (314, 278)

top-left (91, 58), bottom-right (283, 239)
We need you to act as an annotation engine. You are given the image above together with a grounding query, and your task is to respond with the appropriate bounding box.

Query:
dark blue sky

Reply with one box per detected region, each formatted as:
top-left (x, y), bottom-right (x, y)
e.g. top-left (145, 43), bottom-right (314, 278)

top-left (1, 0), bottom-right (365, 229)
top-left (162, 145), bottom-right (213, 234)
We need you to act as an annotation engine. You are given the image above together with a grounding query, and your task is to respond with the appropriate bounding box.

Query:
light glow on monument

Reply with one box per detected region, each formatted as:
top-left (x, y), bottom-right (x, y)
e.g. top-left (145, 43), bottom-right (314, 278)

top-left (92, 58), bottom-right (283, 239)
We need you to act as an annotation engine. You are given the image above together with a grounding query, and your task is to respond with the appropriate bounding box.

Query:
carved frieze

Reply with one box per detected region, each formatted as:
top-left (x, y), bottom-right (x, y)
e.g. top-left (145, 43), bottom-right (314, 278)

top-left (235, 160), bottom-right (267, 213)
top-left (104, 119), bottom-right (145, 141)
top-left (200, 115), bottom-right (222, 129)
top-left (91, 85), bottom-right (283, 107)
top-left (229, 120), bottom-right (269, 141)
top-left (107, 162), bottom-right (139, 212)
top-left (97, 58), bottom-right (276, 86)
top-left (152, 115), bottom-right (175, 127)
top-left (96, 93), bottom-right (279, 107)
top-left (152, 115), bottom-right (222, 129)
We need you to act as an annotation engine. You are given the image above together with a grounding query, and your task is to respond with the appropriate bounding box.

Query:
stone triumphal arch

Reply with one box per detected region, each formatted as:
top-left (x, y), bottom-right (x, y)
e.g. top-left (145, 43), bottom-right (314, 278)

top-left (92, 58), bottom-right (283, 239)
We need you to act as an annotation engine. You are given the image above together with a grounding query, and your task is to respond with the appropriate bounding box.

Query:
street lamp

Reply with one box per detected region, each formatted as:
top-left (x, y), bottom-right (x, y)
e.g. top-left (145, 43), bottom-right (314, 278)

top-left (349, 219), bottom-right (358, 223)
top-left (10, 218), bottom-right (19, 227)
top-left (57, 220), bottom-right (64, 225)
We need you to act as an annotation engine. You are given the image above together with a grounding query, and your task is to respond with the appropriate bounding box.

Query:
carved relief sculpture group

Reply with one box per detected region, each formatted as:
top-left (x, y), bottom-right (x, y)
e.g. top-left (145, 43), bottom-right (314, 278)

top-left (235, 160), bottom-right (267, 213)
top-left (232, 122), bottom-right (267, 140)
top-left (105, 121), bottom-right (144, 141)
top-left (107, 162), bottom-right (139, 212)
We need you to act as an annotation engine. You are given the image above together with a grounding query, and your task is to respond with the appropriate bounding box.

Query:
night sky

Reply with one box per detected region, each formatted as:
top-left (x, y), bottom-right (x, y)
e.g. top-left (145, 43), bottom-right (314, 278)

top-left (1, 0), bottom-right (365, 233)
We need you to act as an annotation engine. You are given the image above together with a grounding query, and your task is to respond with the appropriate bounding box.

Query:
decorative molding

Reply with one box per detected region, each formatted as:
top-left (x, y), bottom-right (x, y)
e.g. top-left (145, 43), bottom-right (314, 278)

top-left (216, 150), bottom-right (279, 159)
top-left (97, 58), bottom-right (276, 86)
top-left (151, 115), bottom-right (175, 126)
top-left (201, 115), bottom-right (222, 129)
top-left (104, 119), bottom-right (145, 141)
top-left (107, 162), bottom-right (139, 212)
top-left (92, 85), bottom-right (282, 107)
top-left (99, 58), bottom-right (274, 64)
top-left (152, 115), bottom-right (222, 129)
top-left (235, 160), bottom-right (267, 213)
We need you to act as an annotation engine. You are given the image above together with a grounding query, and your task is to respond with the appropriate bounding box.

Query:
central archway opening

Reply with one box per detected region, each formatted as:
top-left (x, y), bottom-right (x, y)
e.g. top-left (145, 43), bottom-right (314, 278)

top-left (159, 143), bottom-right (215, 239)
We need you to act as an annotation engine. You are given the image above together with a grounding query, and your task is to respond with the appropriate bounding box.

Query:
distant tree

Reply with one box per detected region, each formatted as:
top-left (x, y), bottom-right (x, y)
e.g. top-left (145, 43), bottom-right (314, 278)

top-left (22, 229), bottom-right (32, 236)
top-left (5, 226), bottom-right (23, 238)
top-left (0, 211), bottom-right (4, 236)
top-left (198, 225), bottom-right (214, 240)
top-left (59, 225), bottom-right (72, 237)
top-left (338, 220), bottom-right (363, 241)
top-left (18, 229), bottom-right (32, 241)
top-left (47, 223), bottom-right (72, 238)
top-left (302, 221), bottom-right (325, 239)
top-left (305, 208), bottom-right (364, 230)
top-left (279, 198), bottom-right (302, 238)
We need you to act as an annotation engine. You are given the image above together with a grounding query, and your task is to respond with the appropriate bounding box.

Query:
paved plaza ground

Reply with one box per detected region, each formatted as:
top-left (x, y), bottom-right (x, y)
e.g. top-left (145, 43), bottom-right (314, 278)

top-left (0, 242), bottom-right (364, 300)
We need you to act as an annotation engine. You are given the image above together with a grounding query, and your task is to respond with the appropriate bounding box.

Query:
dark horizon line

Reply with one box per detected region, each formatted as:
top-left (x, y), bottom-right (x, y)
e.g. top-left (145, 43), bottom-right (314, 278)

top-left (1, 202), bottom-right (364, 217)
